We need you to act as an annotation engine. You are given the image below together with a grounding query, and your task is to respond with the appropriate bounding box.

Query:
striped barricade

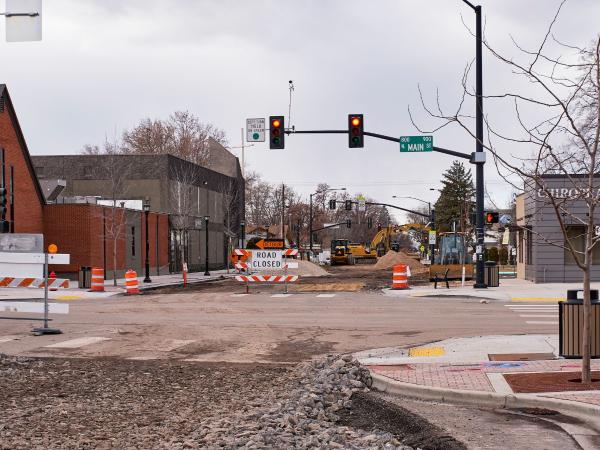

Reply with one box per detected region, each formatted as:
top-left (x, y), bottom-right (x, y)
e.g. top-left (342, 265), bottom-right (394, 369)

top-left (235, 274), bottom-right (299, 294)
top-left (0, 277), bottom-right (70, 289)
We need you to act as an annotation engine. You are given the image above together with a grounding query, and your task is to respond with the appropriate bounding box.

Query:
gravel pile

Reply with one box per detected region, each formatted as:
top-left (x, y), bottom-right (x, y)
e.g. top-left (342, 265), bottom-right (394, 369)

top-left (374, 250), bottom-right (426, 272)
top-left (196, 354), bottom-right (410, 449)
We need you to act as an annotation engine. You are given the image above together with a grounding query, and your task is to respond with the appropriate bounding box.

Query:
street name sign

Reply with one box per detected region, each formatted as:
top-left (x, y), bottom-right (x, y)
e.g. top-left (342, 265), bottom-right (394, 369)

top-left (246, 118), bottom-right (265, 142)
top-left (400, 136), bottom-right (433, 153)
top-left (251, 250), bottom-right (283, 271)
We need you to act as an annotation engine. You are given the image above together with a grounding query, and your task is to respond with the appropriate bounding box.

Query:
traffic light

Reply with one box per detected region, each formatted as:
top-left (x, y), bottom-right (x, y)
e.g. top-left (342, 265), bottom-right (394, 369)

top-left (377, 223), bottom-right (382, 231)
top-left (344, 200), bottom-right (353, 211)
top-left (485, 211), bottom-right (499, 224)
top-left (329, 199), bottom-right (337, 210)
top-left (346, 219), bottom-right (352, 228)
top-left (269, 116), bottom-right (285, 149)
top-left (367, 217), bottom-right (373, 229)
top-left (348, 114), bottom-right (364, 148)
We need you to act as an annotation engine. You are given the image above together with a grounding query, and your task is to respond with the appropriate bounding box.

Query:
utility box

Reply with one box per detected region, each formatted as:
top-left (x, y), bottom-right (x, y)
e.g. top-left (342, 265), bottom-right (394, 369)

top-left (484, 261), bottom-right (499, 287)
top-left (559, 289), bottom-right (600, 358)
top-left (78, 266), bottom-right (92, 289)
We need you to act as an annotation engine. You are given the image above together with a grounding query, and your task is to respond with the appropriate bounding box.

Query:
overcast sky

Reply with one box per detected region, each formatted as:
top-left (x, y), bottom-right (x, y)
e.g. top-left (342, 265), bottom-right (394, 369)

top-left (1, 0), bottom-right (598, 221)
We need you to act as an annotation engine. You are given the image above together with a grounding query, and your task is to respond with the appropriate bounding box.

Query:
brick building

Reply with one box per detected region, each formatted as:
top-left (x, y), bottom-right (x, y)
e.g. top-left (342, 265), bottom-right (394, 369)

top-left (0, 84), bottom-right (169, 279)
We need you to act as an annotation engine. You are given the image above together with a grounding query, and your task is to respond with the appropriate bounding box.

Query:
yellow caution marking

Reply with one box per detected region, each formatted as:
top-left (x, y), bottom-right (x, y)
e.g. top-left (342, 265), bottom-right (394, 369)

top-left (409, 346), bottom-right (445, 357)
top-left (55, 295), bottom-right (83, 301)
top-left (511, 297), bottom-right (565, 303)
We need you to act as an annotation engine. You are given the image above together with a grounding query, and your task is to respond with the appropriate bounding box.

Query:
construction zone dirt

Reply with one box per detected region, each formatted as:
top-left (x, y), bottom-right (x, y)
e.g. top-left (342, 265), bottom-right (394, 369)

top-left (374, 251), bottom-right (427, 273)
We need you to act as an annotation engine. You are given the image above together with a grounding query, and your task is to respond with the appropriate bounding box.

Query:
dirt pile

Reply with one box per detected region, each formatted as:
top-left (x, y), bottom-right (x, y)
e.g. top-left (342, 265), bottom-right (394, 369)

top-left (374, 250), bottom-right (427, 272)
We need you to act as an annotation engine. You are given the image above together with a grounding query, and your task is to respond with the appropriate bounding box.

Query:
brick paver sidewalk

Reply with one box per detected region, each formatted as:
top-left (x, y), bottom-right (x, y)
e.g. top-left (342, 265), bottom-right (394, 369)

top-left (369, 360), bottom-right (600, 406)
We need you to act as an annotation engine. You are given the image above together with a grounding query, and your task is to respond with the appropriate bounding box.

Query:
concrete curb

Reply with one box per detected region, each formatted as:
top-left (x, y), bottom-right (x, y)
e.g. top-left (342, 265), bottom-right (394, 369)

top-left (139, 275), bottom-right (233, 292)
top-left (370, 371), bottom-right (600, 432)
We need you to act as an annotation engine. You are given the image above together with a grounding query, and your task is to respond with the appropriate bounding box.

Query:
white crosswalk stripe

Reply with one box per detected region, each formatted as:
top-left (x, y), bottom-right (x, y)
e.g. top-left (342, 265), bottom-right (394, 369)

top-left (507, 304), bottom-right (558, 326)
top-left (45, 336), bottom-right (110, 349)
top-left (316, 294), bottom-right (336, 298)
top-left (271, 294), bottom-right (292, 298)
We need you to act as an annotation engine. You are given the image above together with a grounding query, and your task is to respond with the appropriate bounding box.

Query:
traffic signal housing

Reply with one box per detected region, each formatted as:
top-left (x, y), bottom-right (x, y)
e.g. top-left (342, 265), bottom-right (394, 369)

top-left (329, 199), bottom-right (337, 210)
top-left (348, 114), bottom-right (364, 148)
top-left (485, 211), bottom-right (499, 224)
top-left (344, 200), bottom-right (353, 211)
top-left (367, 217), bottom-right (373, 229)
top-left (269, 116), bottom-right (285, 149)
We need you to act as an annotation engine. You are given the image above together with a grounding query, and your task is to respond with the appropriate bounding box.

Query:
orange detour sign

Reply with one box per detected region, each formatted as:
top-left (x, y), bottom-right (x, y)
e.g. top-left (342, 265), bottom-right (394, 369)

top-left (255, 239), bottom-right (285, 250)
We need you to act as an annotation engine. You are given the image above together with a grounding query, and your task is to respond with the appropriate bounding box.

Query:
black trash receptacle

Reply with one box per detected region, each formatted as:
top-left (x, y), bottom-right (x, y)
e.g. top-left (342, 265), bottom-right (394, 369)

top-left (484, 261), bottom-right (499, 287)
top-left (78, 266), bottom-right (92, 289)
top-left (559, 289), bottom-right (600, 358)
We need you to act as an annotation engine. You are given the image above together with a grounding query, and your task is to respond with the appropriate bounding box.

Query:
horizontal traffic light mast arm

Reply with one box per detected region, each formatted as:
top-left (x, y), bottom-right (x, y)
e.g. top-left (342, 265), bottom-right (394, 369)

top-left (312, 222), bottom-right (348, 233)
top-left (365, 201), bottom-right (430, 218)
top-left (286, 129), bottom-right (471, 160)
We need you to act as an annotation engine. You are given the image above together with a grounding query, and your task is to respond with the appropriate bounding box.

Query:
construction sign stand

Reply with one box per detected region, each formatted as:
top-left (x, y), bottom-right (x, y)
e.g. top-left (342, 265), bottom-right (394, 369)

top-left (32, 252), bottom-right (62, 336)
top-left (232, 249), bottom-right (299, 294)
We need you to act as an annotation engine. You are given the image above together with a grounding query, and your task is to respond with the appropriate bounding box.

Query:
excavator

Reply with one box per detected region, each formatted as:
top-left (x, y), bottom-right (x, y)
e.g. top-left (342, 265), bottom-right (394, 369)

top-left (330, 225), bottom-right (424, 265)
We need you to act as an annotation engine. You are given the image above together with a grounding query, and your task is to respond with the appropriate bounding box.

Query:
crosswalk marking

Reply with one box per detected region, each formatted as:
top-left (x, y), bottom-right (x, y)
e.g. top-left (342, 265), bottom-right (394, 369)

top-left (45, 336), bottom-right (110, 349)
top-left (518, 314), bottom-right (557, 318)
top-left (526, 321), bottom-right (559, 325)
top-left (316, 294), bottom-right (336, 298)
top-left (0, 335), bottom-right (19, 344)
top-left (271, 294), bottom-right (292, 298)
top-left (230, 293), bottom-right (249, 297)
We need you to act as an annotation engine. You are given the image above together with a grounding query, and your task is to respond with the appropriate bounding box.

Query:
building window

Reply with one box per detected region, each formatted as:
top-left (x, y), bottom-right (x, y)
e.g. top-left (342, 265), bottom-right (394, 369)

top-left (83, 166), bottom-right (93, 176)
top-left (131, 226), bottom-right (136, 256)
top-left (518, 230), bottom-right (523, 264)
top-left (525, 226), bottom-right (533, 265)
top-left (564, 225), bottom-right (600, 265)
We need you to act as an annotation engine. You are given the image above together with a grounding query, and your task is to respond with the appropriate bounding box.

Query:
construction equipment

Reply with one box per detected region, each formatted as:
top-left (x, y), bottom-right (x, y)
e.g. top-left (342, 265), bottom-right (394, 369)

top-left (429, 232), bottom-right (474, 280)
top-left (330, 239), bottom-right (377, 265)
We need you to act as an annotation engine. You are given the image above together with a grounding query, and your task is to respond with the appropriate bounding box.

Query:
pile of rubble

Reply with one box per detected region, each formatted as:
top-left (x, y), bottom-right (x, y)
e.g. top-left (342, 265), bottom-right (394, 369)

top-left (195, 355), bottom-right (410, 448)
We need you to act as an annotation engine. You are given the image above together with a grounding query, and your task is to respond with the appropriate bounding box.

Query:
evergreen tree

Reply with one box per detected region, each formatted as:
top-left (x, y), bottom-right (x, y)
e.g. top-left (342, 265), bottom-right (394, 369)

top-left (434, 161), bottom-right (475, 233)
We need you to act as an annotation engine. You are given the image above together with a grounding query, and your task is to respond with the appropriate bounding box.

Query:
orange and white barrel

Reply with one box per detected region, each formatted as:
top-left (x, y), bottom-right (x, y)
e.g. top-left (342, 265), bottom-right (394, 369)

top-left (392, 264), bottom-right (410, 290)
top-left (90, 267), bottom-right (105, 292)
top-left (125, 269), bottom-right (140, 295)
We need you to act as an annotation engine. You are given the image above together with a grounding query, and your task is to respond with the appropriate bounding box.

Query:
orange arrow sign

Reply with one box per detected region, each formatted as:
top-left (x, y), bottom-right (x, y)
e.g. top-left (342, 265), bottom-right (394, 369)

top-left (256, 239), bottom-right (284, 250)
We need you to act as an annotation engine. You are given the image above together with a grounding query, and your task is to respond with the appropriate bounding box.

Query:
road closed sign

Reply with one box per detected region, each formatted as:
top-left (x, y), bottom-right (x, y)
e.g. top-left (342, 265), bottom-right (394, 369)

top-left (251, 250), bottom-right (283, 271)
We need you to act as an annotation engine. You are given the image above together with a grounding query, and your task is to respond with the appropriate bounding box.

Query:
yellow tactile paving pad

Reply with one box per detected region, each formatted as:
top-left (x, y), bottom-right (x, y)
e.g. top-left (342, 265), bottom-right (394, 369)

top-left (409, 346), bottom-right (445, 357)
top-left (55, 295), bottom-right (83, 301)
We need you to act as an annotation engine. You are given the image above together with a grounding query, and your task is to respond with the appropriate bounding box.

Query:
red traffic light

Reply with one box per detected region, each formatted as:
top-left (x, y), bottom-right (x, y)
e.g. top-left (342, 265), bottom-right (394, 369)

top-left (272, 119), bottom-right (281, 128)
top-left (351, 117), bottom-right (361, 127)
top-left (269, 115), bottom-right (285, 149)
top-left (348, 114), bottom-right (364, 148)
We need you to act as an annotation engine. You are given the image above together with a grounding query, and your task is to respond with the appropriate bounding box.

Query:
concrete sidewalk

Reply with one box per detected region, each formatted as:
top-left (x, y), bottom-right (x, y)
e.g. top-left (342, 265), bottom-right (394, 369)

top-left (384, 277), bottom-right (600, 302)
top-left (358, 334), bottom-right (600, 443)
top-left (0, 269), bottom-right (237, 301)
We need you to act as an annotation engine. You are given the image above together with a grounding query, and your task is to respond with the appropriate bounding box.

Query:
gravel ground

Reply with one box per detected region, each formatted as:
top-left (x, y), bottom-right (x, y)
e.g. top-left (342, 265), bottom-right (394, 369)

top-left (0, 353), bottom-right (461, 449)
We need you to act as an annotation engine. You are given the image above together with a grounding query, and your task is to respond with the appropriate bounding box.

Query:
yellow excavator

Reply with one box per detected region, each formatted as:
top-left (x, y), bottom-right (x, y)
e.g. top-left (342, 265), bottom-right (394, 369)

top-left (330, 224), bottom-right (433, 266)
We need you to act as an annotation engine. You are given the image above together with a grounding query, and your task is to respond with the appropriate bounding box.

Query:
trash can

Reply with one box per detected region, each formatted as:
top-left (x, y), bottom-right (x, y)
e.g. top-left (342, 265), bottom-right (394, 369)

top-left (78, 266), bottom-right (92, 289)
top-left (559, 289), bottom-right (600, 358)
top-left (484, 261), bottom-right (499, 287)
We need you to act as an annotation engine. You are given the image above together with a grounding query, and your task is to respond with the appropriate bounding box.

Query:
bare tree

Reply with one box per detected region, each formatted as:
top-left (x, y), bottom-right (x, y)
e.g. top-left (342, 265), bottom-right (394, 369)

top-left (122, 111), bottom-right (228, 167)
top-left (412, 2), bottom-right (599, 383)
top-left (219, 178), bottom-right (242, 272)
top-left (169, 161), bottom-right (201, 272)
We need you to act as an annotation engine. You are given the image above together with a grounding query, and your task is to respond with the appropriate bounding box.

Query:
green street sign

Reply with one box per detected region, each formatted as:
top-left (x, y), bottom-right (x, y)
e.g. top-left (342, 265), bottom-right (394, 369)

top-left (400, 136), bottom-right (433, 153)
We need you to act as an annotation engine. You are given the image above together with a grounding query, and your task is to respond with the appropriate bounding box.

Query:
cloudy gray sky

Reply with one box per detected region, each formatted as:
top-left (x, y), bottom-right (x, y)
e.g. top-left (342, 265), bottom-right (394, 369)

top-left (1, 0), bottom-right (598, 220)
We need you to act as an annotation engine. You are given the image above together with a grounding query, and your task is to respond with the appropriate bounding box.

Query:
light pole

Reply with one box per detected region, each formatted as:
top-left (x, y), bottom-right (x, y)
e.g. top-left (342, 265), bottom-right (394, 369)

top-left (143, 198), bottom-right (152, 283)
top-left (309, 187), bottom-right (346, 254)
top-left (240, 220), bottom-right (246, 249)
top-left (461, 0), bottom-right (486, 288)
top-left (393, 195), bottom-right (434, 261)
top-left (204, 215), bottom-right (210, 276)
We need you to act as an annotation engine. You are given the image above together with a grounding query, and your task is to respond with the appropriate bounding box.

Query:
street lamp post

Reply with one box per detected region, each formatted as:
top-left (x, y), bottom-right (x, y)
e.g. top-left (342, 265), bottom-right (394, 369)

top-left (204, 215), bottom-right (210, 276)
top-left (309, 187), bottom-right (346, 255)
top-left (143, 198), bottom-right (152, 283)
top-left (240, 220), bottom-right (246, 249)
top-left (461, 0), bottom-right (486, 288)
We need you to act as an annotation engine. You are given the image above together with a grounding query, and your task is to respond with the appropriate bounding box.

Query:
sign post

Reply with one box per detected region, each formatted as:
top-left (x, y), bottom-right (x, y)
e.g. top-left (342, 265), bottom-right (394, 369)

top-left (400, 136), bottom-right (433, 153)
top-left (246, 118), bottom-right (266, 142)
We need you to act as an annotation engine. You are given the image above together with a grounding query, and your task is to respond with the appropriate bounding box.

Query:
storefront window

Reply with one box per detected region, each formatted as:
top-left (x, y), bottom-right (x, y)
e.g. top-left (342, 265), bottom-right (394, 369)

top-left (525, 227), bottom-right (533, 264)
top-left (564, 226), bottom-right (600, 265)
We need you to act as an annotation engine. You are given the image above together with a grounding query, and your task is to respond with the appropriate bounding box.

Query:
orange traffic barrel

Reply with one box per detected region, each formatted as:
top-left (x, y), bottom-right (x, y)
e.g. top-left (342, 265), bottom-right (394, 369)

top-left (392, 264), bottom-right (410, 290)
top-left (90, 267), bottom-right (105, 292)
top-left (125, 269), bottom-right (140, 295)
top-left (49, 271), bottom-right (58, 291)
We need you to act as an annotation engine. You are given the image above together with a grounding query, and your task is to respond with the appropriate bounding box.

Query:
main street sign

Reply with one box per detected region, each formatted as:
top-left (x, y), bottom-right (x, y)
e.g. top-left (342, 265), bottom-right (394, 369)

top-left (400, 136), bottom-right (433, 153)
top-left (246, 118), bottom-right (265, 142)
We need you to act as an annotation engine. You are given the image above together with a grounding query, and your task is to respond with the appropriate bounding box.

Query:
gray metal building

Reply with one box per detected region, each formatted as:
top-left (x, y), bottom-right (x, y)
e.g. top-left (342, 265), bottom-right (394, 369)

top-left (32, 153), bottom-right (244, 273)
top-left (516, 174), bottom-right (600, 283)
